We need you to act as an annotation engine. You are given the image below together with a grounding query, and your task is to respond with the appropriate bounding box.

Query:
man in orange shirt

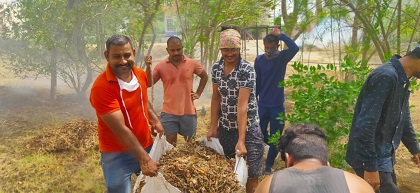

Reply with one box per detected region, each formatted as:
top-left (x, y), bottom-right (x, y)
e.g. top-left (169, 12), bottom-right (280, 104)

top-left (90, 34), bottom-right (164, 193)
top-left (151, 36), bottom-right (208, 145)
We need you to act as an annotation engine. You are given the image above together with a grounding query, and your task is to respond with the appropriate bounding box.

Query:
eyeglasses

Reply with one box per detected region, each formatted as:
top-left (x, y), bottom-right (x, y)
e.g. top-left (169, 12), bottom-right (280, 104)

top-left (220, 48), bottom-right (240, 54)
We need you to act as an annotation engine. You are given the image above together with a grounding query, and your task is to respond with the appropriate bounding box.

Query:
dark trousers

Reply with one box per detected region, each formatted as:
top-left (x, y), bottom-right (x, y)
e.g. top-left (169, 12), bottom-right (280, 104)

top-left (258, 105), bottom-right (285, 170)
top-left (354, 168), bottom-right (399, 193)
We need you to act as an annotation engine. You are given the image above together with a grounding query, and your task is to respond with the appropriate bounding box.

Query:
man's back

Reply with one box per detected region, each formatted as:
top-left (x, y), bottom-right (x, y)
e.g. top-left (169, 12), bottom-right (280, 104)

top-left (269, 166), bottom-right (350, 193)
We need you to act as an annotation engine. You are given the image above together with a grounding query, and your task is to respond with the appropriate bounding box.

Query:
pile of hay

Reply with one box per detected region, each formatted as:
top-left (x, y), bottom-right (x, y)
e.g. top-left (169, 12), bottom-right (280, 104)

top-left (137, 141), bottom-right (241, 193)
top-left (26, 120), bottom-right (97, 153)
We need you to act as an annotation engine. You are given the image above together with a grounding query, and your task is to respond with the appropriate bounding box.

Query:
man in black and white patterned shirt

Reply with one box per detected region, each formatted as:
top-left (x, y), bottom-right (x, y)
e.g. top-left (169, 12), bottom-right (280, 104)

top-left (206, 27), bottom-right (264, 193)
top-left (212, 57), bottom-right (260, 131)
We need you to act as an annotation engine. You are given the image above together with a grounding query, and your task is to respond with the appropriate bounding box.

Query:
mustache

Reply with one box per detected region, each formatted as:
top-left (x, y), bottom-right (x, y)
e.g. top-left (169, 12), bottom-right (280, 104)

top-left (117, 63), bottom-right (132, 67)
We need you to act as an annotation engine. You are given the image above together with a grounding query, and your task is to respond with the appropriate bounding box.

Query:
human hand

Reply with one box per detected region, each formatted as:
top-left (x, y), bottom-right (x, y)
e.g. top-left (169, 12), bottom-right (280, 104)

top-left (364, 171), bottom-right (380, 191)
top-left (270, 28), bottom-right (281, 36)
top-left (235, 141), bottom-right (247, 157)
top-left (191, 91), bottom-right (201, 100)
top-left (140, 157), bottom-right (158, 177)
top-left (412, 153), bottom-right (420, 168)
top-left (206, 128), bottom-right (218, 141)
top-left (145, 55), bottom-right (152, 67)
top-left (151, 121), bottom-right (164, 138)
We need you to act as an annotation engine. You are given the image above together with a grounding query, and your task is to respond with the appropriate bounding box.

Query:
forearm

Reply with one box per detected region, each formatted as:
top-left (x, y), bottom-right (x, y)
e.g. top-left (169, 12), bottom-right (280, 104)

top-left (119, 128), bottom-right (150, 162)
top-left (237, 104), bottom-right (247, 143)
top-left (355, 123), bottom-right (378, 171)
top-left (279, 34), bottom-right (299, 56)
top-left (195, 71), bottom-right (208, 96)
top-left (237, 88), bottom-right (251, 143)
top-left (402, 113), bottom-right (420, 155)
top-left (209, 85), bottom-right (220, 131)
top-left (101, 112), bottom-right (150, 163)
top-left (196, 79), bottom-right (208, 96)
top-left (146, 65), bottom-right (153, 87)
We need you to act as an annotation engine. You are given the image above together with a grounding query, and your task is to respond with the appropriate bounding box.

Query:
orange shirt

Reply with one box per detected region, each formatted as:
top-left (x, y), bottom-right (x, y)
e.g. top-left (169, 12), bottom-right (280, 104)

top-left (90, 64), bottom-right (152, 152)
top-left (153, 55), bottom-right (204, 115)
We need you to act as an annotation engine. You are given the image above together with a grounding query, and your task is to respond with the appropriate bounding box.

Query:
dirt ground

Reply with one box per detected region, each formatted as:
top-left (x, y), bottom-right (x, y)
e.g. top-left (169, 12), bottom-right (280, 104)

top-left (0, 44), bottom-right (419, 192)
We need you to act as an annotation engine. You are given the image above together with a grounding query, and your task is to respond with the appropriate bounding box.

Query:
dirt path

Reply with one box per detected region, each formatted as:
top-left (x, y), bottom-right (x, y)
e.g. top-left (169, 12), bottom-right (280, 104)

top-left (395, 90), bottom-right (420, 192)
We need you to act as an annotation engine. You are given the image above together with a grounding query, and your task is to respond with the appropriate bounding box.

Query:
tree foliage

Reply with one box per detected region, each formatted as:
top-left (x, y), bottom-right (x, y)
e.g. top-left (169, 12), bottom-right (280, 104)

top-left (0, 0), bottom-right (163, 99)
top-left (172, 0), bottom-right (273, 70)
top-left (275, 57), bottom-right (371, 168)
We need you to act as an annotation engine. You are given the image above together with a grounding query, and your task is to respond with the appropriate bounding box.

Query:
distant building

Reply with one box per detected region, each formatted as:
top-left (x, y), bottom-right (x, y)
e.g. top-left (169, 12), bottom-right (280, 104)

top-left (162, 1), bottom-right (180, 39)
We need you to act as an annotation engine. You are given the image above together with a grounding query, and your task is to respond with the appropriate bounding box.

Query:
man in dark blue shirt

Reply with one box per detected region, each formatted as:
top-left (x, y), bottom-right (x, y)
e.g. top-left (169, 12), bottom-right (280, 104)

top-left (254, 30), bottom-right (299, 175)
top-left (346, 48), bottom-right (420, 193)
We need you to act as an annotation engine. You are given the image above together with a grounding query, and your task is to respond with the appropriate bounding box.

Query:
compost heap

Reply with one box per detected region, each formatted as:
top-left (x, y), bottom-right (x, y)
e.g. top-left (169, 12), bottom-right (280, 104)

top-left (26, 120), bottom-right (97, 153)
top-left (139, 141), bottom-right (241, 193)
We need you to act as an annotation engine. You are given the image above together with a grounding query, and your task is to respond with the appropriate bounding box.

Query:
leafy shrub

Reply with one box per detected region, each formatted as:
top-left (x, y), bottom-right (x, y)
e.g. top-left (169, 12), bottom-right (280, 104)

top-left (273, 56), bottom-right (371, 169)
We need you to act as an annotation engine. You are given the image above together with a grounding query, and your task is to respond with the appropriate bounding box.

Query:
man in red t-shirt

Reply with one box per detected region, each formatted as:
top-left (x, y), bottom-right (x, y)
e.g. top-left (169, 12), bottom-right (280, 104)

top-left (90, 34), bottom-right (164, 193)
top-left (150, 36), bottom-right (208, 145)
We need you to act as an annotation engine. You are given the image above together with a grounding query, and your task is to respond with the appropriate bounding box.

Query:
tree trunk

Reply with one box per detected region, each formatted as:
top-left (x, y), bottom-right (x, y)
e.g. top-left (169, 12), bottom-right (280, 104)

top-left (50, 47), bottom-right (58, 101)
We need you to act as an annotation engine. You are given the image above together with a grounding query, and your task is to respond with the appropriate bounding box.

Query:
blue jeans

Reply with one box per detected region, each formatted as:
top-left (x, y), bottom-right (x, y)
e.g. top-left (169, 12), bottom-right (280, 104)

top-left (100, 146), bottom-right (152, 193)
top-left (258, 105), bottom-right (285, 170)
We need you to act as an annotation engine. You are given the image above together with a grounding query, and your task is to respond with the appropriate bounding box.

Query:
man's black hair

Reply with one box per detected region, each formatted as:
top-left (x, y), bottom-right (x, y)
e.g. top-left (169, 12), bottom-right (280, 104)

top-left (283, 134), bottom-right (328, 165)
top-left (167, 36), bottom-right (182, 46)
top-left (106, 35), bottom-right (134, 51)
top-left (263, 34), bottom-right (279, 45)
top-left (278, 124), bottom-right (328, 165)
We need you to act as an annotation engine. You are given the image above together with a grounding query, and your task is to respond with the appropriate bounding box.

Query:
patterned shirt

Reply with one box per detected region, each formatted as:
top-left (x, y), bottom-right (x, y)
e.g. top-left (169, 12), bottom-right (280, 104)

top-left (346, 55), bottom-right (420, 172)
top-left (212, 58), bottom-right (259, 130)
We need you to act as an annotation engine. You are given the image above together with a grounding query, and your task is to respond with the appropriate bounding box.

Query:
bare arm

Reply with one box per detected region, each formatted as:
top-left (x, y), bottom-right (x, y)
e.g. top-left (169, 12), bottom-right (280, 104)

top-left (100, 111), bottom-right (157, 176)
top-left (192, 70), bottom-right (208, 100)
top-left (344, 171), bottom-right (375, 193)
top-left (145, 56), bottom-right (153, 87)
top-left (235, 87), bottom-right (251, 157)
top-left (206, 84), bottom-right (221, 140)
top-left (255, 175), bottom-right (273, 193)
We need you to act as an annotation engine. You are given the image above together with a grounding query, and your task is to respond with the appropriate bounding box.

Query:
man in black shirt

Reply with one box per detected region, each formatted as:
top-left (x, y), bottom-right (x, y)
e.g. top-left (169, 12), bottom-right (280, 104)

top-left (346, 48), bottom-right (420, 193)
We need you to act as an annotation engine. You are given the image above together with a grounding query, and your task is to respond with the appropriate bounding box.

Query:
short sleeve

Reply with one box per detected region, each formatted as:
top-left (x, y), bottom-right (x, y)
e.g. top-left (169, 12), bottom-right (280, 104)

top-left (90, 85), bottom-right (121, 115)
top-left (211, 63), bottom-right (220, 84)
top-left (238, 64), bottom-right (255, 89)
top-left (193, 60), bottom-right (204, 75)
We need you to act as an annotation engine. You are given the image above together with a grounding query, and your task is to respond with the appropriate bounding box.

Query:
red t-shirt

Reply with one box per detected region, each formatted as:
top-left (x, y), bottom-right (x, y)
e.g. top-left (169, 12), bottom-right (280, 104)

top-left (90, 64), bottom-right (152, 152)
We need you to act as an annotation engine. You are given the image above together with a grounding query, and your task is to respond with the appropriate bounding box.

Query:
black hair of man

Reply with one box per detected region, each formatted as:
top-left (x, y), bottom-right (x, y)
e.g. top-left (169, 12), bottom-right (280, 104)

top-left (406, 47), bottom-right (420, 59)
top-left (283, 134), bottom-right (328, 165)
top-left (106, 34), bottom-right (134, 51)
top-left (167, 36), bottom-right (182, 47)
top-left (278, 124), bottom-right (328, 164)
top-left (263, 34), bottom-right (279, 45)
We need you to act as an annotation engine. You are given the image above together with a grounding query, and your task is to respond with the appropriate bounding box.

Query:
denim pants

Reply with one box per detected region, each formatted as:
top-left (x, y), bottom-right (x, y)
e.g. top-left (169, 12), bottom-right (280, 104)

top-left (100, 146), bottom-right (152, 193)
top-left (258, 105), bottom-right (285, 170)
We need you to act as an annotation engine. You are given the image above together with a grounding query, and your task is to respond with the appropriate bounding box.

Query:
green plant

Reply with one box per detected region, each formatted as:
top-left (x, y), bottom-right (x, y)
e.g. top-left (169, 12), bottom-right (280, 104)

top-left (272, 56), bottom-right (371, 169)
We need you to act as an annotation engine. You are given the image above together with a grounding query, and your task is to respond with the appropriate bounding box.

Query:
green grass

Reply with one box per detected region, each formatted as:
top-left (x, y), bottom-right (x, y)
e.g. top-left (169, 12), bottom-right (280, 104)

top-left (0, 91), bottom-right (106, 193)
top-left (1, 142), bottom-right (105, 193)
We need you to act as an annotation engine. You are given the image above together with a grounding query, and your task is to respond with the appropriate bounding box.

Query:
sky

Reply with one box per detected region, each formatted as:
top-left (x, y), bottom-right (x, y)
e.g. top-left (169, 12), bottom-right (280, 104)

top-left (0, 0), bottom-right (15, 3)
